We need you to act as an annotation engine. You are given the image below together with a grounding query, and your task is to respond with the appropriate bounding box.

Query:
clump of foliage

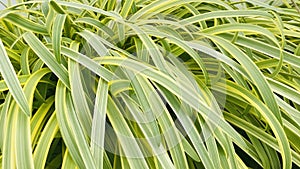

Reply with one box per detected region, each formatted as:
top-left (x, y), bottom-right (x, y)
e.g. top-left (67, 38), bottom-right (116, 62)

top-left (1, 0), bottom-right (300, 168)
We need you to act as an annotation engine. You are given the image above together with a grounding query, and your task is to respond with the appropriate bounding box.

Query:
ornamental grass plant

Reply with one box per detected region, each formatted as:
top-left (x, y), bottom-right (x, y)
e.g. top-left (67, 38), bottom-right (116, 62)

top-left (1, 0), bottom-right (300, 168)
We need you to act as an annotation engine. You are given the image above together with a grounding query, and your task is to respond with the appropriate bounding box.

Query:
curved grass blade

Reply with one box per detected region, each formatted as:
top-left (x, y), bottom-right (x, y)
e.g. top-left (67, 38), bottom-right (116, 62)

top-left (50, 0), bottom-right (66, 14)
top-left (4, 13), bottom-right (48, 34)
top-left (30, 96), bottom-right (55, 146)
top-left (60, 46), bottom-right (115, 81)
top-left (20, 47), bottom-right (31, 75)
top-left (52, 14), bottom-right (67, 63)
top-left (120, 0), bottom-right (133, 18)
top-left (2, 101), bottom-right (18, 169)
top-left (202, 23), bottom-right (278, 46)
top-left (74, 17), bottom-right (114, 36)
top-left (0, 94), bottom-right (12, 149)
top-left (68, 42), bottom-right (92, 138)
top-left (33, 112), bottom-right (59, 169)
top-left (179, 10), bottom-right (272, 26)
top-left (0, 39), bottom-right (30, 116)
top-left (91, 78), bottom-right (108, 169)
top-left (61, 150), bottom-right (77, 169)
top-left (0, 75), bottom-right (29, 92)
top-left (219, 34), bottom-right (300, 69)
top-left (56, 81), bottom-right (97, 169)
top-left (23, 32), bottom-right (70, 89)
top-left (15, 68), bottom-right (51, 169)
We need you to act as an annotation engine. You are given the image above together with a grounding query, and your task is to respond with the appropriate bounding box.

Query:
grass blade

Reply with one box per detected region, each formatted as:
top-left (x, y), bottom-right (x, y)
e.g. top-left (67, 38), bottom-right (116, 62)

top-left (0, 39), bottom-right (30, 116)
top-left (23, 32), bottom-right (70, 88)
top-left (52, 14), bottom-right (67, 63)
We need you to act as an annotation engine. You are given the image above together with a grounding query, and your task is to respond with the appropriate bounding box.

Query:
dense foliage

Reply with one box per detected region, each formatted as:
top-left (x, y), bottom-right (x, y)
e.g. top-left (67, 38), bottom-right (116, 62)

top-left (1, 0), bottom-right (300, 168)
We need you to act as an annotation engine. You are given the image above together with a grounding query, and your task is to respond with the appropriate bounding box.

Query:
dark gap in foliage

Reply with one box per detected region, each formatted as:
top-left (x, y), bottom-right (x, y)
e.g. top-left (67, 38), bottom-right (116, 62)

top-left (284, 48), bottom-right (294, 54)
top-left (186, 153), bottom-right (205, 169)
top-left (275, 93), bottom-right (284, 100)
top-left (179, 52), bottom-right (192, 62)
top-left (45, 138), bottom-right (63, 169)
top-left (231, 124), bottom-right (251, 142)
top-left (234, 143), bottom-right (262, 169)
top-left (293, 163), bottom-right (300, 169)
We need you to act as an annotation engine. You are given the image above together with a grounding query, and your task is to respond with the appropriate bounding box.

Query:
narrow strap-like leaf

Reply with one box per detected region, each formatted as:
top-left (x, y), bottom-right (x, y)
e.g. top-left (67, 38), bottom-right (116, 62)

top-left (0, 39), bottom-right (30, 116)
top-left (52, 14), bottom-right (67, 63)
top-left (91, 78), bottom-right (108, 169)
top-left (33, 112), bottom-right (59, 169)
top-left (4, 13), bottom-right (48, 34)
top-left (23, 32), bottom-right (70, 89)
